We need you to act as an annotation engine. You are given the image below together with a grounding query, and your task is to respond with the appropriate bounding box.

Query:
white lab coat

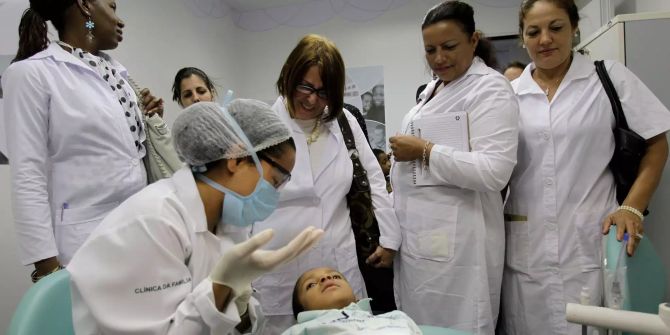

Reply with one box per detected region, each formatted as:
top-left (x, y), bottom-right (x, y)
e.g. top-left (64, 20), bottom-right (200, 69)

top-left (68, 168), bottom-right (261, 335)
top-left (1, 43), bottom-right (146, 266)
top-left (502, 53), bottom-right (670, 335)
top-left (251, 97), bottom-right (401, 319)
top-left (391, 57), bottom-right (519, 334)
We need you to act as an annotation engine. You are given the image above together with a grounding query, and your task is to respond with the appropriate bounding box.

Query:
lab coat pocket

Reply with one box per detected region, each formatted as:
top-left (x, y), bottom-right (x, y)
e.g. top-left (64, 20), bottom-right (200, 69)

top-left (575, 211), bottom-right (603, 271)
top-left (405, 198), bottom-right (457, 262)
top-left (56, 202), bottom-right (119, 263)
top-left (504, 214), bottom-right (529, 271)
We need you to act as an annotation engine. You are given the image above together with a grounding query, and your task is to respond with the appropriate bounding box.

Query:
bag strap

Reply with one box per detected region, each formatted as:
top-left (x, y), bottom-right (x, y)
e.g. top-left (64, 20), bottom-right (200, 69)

top-left (337, 113), bottom-right (371, 190)
top-left (337, 112), bottom-right (357, 151)
top-left (594, 60), bottom-right (631, 130)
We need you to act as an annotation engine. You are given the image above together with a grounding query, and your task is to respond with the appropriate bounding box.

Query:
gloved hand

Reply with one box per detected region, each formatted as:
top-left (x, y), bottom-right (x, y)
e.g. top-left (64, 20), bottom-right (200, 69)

top-left (232, 286), bottom-right (252, 316)
top-left (210, 226), bottom-right (324, 303)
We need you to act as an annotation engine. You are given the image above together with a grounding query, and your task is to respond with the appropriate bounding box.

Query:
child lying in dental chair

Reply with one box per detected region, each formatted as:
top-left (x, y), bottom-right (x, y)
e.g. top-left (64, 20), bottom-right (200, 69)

top-left (283, 267), bottom-right (422, 334)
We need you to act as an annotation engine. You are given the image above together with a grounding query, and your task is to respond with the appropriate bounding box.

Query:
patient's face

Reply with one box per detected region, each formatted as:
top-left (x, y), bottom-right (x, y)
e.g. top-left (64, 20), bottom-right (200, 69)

top-left (297, 267), bottom-right (356, 311)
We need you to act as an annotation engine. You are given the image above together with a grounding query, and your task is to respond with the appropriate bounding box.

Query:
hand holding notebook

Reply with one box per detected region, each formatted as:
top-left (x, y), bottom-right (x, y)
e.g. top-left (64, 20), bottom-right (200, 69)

top-left (411, 112), bottom-right (469, 185)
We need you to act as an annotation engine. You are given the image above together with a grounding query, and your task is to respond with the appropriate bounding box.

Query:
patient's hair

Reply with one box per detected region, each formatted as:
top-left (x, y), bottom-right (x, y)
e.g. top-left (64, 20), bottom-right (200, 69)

top-left (292, 272), bottom-right (307, 319)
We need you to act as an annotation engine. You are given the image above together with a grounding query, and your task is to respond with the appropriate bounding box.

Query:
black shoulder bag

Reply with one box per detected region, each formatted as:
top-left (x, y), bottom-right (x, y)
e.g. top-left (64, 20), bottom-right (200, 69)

top-left (337, 113), bottom-right (397, 313)
top-left (336, 113), bottom-right (381, 261)
top-left (594, 60), bottom-right (648, 210)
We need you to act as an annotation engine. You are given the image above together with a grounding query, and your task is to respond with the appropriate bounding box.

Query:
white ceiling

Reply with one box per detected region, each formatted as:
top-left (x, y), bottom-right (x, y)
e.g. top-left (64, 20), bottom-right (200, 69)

top-left (223, 0), bottom-right (314, 11)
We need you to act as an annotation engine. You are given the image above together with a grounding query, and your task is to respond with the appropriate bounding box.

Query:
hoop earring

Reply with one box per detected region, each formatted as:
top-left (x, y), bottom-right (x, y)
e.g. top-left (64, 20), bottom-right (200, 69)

top-left (85, 17), bottom-right (95, 41)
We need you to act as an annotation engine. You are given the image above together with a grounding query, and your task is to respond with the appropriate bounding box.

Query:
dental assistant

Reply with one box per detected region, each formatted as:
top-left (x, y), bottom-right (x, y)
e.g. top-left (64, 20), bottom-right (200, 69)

top-left (67, 100), bottom-right (323, 334)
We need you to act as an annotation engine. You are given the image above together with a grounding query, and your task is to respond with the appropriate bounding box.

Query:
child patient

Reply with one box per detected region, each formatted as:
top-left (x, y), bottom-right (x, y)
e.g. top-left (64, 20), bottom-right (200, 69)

top-left (284, 267), bottom-right (422, 334)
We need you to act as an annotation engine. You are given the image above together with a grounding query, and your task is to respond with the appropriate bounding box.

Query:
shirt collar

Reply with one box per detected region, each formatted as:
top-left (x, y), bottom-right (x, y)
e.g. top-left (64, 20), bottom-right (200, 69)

top-left (29, 43), bottom-right (128, 77)
top-left (296, 298), bottom-right (372, 323)
top-left (172, 167), bottom-right (209, 233)
top-left (515, 52), bottom-right (593, 96)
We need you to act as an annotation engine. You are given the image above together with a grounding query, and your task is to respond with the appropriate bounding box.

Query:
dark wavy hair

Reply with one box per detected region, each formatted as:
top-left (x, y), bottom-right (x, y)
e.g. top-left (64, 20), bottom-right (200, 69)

top-left (422, 1), bottom-right (498, 68)
top-left (172, 67), bottom-right (218, 107)
top-left (13, 0), bottom-right (76, 63)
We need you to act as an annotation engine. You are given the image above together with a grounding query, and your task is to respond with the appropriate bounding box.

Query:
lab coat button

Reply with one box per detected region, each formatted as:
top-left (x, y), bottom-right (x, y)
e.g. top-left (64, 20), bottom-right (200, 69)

top-left (544, 178), bottom-right (553, 185)
top-left (546, 224), bottom-right (556, 231)
top-left (542, 132), bottom-right (550, 140)
top-left (131, 158), bottom-right (139, 166)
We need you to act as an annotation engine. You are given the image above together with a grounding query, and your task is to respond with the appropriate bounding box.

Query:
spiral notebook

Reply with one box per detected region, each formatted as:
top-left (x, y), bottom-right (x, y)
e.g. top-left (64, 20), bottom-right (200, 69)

top-left (411, 112), bottom-right (469, 185)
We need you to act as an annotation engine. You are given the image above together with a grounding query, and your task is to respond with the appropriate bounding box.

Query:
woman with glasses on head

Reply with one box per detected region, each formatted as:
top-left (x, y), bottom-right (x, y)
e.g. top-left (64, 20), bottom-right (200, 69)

top-left (251, 34), bottom-right (401, 334)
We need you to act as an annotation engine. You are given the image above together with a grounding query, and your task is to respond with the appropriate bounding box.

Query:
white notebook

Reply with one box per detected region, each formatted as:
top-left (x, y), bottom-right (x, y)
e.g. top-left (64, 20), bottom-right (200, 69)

top-left (410, 112), bottom-right (469, 185)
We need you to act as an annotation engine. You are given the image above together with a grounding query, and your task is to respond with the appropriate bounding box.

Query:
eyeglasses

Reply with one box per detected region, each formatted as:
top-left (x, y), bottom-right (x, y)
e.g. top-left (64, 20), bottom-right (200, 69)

top-left (257, 152), bottom-right (292, 189)
top-left (296, 84), bottom-right (328, 100)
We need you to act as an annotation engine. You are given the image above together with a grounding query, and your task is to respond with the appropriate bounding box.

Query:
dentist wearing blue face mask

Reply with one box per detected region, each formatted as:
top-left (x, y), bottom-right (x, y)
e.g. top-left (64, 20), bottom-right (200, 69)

top-left (67, 100), bottom-right (324, 335)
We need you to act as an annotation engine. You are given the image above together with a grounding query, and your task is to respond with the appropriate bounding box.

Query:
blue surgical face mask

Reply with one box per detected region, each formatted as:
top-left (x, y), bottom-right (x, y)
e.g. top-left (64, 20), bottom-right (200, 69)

top-left (194, 92), bottom-right (282, 227)
top-left (197, 173), bottom-right (279, 227)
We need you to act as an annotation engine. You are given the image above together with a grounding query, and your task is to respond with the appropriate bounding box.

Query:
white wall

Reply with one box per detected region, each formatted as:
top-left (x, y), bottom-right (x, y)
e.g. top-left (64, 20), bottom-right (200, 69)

top-left (613, 0), bottom-right (670, 15)
top-left (111, 0), bottom-right (239, 125)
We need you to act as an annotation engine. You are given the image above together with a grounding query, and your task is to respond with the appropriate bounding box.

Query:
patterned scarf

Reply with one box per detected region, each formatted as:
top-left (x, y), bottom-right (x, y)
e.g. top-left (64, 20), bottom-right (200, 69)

top-left (57, 41), bottom-right (146, 156)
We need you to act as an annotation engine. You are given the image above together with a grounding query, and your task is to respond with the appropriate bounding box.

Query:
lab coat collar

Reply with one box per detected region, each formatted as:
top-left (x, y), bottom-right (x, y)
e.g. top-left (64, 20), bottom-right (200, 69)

top-left (515, 52), bottom-right (592, 96)
top-left (172, 167), bottom-right (209, 233)
top-left (29, 42), bottom-right (129, 77)
top-left (296, 298), bottom-right (373, 323)
top-left (273, 96), bottom-right (341, 182)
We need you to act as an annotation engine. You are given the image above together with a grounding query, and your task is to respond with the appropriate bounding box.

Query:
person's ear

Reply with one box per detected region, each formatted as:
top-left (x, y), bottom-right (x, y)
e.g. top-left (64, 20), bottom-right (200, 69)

top-left (471, 31), bottom-right (480, 51)
top-left (75, 0), bottom-right (92, 17)
top-left (225, 159), bottom-right (241, 174)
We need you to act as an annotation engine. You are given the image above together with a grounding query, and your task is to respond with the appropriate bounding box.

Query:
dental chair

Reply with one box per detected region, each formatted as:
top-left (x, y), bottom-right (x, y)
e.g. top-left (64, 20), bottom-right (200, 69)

top-left (7, 269), bottom-right (470, 335)
top-left (7, 269), bottom-right (74, 335)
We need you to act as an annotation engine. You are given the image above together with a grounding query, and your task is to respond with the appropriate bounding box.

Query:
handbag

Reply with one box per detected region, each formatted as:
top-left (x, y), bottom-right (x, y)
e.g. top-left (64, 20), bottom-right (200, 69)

top-left (594, 60), bottom-right (647, 208)
top-left (336, 113), bottom-right (381, 262)
top-left (337, 112), bottom-right (397, 312)
top-left (142, 113), bottom-right (183, 183)
top-left (128, 77), bottom-right (183, 183)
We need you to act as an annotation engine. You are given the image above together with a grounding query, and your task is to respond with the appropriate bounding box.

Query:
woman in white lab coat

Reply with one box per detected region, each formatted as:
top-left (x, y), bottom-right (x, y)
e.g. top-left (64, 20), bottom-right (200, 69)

top-left (68, 100), bottom-right (324, 334)
top-left (2, 0), bottom-right (163, 279)
top-left (389, 2), bottom-right (519, 333)
top-left (251, 34), bottom-right (401, 334)
top-left (502, 1), bottom-right (670, 334)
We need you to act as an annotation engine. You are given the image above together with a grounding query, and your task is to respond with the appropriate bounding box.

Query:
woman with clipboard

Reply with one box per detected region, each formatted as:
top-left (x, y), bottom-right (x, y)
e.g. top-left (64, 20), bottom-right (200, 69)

top-left (388, 1), bottom-right (519, 333)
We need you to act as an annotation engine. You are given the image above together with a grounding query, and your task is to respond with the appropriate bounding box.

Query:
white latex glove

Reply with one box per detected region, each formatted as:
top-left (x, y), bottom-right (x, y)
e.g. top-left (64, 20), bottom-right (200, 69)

top-left (210, 226), bottom-right (323, 300)
top-left (233, 287), bottom-right (252, 316)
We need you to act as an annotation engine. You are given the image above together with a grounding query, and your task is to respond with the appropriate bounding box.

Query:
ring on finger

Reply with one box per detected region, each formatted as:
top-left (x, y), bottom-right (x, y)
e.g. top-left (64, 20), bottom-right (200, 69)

top-left (633, 232), bottom-right (644, 239)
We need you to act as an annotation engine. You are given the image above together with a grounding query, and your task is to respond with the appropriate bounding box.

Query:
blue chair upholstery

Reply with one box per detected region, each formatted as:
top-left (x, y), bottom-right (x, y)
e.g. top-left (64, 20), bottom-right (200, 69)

top-left (7, 269), bottom-right (75, 335)
top-left (418, 325), bottom-right (471, 334)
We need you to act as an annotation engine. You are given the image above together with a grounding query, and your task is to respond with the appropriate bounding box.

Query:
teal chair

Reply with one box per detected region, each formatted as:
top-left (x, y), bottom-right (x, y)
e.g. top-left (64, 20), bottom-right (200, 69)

top-left (603, 230), bottom-right (666, 314)
top-left (7, 269), bottom-right (75, 335)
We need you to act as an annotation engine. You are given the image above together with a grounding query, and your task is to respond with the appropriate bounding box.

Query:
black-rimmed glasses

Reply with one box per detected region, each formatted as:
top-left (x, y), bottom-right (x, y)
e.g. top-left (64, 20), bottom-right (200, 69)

top-left (296, 84), bottom-right (328, 100)
top-left (257, 152), bottom-right (292, 189)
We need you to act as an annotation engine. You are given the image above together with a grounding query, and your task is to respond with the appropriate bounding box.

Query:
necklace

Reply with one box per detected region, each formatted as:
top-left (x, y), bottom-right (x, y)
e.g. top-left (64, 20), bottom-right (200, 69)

top-left (306, 118), bottom-right (322, 145)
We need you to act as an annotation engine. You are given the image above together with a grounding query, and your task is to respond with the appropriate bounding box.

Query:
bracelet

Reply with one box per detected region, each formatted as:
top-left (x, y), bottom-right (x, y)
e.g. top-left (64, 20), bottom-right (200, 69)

top-left (618, 205), bottom-right (644, 222)
top-left (422, 141), bottom-right (431, 170)
top-left (31, 265), bottom-right (64, 283)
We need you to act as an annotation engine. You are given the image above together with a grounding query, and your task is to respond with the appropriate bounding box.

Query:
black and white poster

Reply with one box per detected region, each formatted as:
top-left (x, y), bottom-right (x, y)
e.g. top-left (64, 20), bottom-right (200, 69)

top-left (344, 65), bottom-right (386, 151)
